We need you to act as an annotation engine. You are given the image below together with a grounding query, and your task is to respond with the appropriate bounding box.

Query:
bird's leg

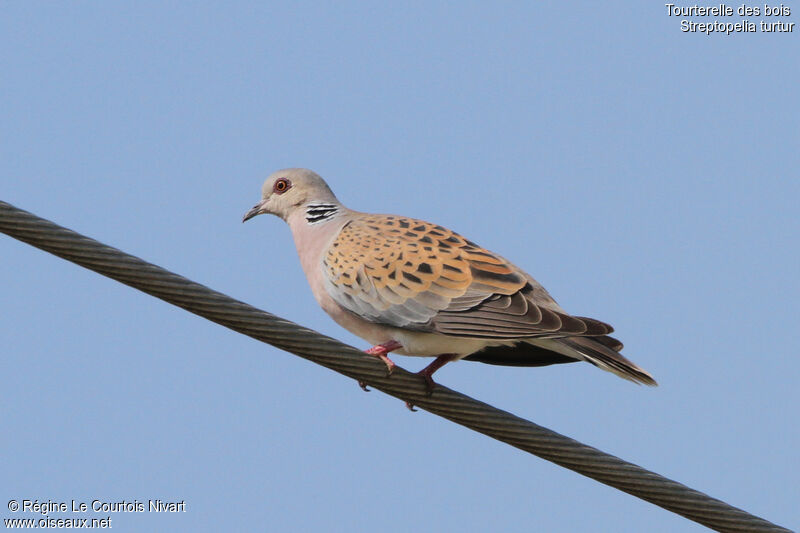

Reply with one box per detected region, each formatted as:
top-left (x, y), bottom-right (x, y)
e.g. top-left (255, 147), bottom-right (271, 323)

top-left (365, 340), bottom-right (401, 372)
top-left (359, 340), bottom-right (403, 391)
top-left (418, 353), bottom-right (458, 392)
top-left (404, 354), bottom-right (459, 410)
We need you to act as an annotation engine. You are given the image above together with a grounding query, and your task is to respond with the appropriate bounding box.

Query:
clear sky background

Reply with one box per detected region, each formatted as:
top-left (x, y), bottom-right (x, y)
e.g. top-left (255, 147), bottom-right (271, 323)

top-left (2, 3), bottom-right (798, 532)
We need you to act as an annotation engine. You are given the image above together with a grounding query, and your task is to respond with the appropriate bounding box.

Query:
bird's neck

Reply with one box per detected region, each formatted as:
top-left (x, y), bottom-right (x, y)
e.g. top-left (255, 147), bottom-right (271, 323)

top-left (286, 207), bottom-right (351, 283)
top-left (303, 202), bottom-right (341, 225)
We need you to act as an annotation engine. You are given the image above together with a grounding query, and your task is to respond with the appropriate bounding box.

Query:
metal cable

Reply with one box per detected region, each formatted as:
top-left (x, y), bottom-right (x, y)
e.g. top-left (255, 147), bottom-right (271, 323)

top-left (0, 200), bottom-right (791, 533)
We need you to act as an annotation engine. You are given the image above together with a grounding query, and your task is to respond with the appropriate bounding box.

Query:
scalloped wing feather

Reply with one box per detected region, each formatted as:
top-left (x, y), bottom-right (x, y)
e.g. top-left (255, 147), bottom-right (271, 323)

top-left (322, 214), bottom-right (613, 339)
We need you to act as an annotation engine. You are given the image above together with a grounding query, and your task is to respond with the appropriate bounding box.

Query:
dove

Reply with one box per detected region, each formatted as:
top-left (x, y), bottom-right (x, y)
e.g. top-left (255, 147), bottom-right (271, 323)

top-left (243, 168), bottom-right (657, 399)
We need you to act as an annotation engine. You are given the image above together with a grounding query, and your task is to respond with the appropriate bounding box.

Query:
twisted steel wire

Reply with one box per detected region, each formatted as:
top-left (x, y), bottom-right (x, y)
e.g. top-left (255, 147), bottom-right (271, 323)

top-left (0, 200), bottom-right (791, 533)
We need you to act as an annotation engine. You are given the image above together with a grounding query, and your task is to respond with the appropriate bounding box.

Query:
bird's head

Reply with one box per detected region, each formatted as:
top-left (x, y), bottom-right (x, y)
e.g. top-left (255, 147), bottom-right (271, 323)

top-left (243, 168), bottom-right (338, 222)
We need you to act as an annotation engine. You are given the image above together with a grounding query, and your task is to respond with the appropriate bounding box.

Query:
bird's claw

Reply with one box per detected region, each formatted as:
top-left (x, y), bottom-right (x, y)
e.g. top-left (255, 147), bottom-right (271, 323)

top-left (421, 374), bottom-right (436, 396)
top-left (382, 357), bottom-right (396, 377)
top-left (358, 381), bottom-right (370, 392)
top-left (404, 374), bottom-right (437, 411)
top-left (364, 342), bottom-right (398, 377)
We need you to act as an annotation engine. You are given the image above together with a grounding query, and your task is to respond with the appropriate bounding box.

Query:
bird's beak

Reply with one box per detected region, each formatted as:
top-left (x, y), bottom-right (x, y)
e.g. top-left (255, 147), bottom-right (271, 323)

top-left (242, 200), bottom-right (267, 222)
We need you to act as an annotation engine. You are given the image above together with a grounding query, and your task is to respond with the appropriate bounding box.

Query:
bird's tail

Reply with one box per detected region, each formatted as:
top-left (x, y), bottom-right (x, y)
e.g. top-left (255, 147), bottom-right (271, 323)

top-left (557, 336), bottom-right (658, 386)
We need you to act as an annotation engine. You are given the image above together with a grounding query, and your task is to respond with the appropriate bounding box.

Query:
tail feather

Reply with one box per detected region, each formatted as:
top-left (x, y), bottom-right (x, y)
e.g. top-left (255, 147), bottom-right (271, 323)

top-left (592, 334), bottom-right (624, 352)
top-left (559, 337), bottom-right (657, 386)
top-left (463, 335), bottom-right (657, 386)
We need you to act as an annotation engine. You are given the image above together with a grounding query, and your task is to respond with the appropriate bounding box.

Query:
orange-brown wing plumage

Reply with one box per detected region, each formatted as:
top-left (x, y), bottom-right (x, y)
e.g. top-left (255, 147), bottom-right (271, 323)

top-left (322, 214), bottom-right (612, 338)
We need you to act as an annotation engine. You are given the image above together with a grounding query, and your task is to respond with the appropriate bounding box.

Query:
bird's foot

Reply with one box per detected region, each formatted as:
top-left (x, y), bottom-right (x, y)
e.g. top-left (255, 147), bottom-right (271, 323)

top-left (405, 354), bottom-right (459, 410)
top-left (364, 340), bottom-right (402, 376)
top-left (416, 354), bottom-right (458, 396)
top-left (416, 369), bottom-right (439, 396)
top-left (359, 340), bottom-right (402, 392)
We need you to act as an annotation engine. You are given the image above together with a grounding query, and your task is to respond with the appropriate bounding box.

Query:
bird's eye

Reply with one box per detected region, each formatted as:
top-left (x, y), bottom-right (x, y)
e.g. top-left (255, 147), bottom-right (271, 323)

top-left (273, 178), bottom-right (292, 194)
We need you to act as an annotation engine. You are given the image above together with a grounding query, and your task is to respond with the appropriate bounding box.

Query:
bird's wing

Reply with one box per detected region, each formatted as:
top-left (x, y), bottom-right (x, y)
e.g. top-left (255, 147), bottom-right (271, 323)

top-left (321, 214), bottom-right (612, 339)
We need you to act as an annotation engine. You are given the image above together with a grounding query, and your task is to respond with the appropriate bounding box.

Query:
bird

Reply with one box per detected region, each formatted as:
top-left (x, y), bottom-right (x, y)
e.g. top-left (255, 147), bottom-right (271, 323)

top-left (243, 168), bottom-right (656, 404)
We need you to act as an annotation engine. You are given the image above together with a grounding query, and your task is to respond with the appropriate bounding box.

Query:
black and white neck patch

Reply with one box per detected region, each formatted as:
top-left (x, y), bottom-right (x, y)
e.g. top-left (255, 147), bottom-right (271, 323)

top-left (305, 203), bottom-right (340, 224)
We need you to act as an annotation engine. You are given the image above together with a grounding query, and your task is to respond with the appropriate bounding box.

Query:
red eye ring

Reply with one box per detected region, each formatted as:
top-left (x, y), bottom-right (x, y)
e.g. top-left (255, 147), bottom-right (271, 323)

top-left (273, 177), bottom-right (291, 194)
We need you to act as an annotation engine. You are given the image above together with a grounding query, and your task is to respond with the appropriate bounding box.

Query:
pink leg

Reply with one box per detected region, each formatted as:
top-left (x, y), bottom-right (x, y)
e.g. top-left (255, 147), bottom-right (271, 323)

top-left (359, 340), bottom-right (403, 391)
top-left (404, 354), bottom-right (458, 410)
top-left (418, 353), bottom-right (458, 391)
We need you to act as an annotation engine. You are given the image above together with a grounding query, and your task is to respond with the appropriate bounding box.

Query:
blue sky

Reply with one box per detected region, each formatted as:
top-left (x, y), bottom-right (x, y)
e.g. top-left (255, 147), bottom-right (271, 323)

top-left (2, 3), bottom-right (797, 532)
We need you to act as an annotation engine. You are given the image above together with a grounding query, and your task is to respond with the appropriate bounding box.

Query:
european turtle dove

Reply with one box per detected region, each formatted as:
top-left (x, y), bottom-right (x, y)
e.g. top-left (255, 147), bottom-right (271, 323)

top-left (243, 169), bottom-right (656, 402)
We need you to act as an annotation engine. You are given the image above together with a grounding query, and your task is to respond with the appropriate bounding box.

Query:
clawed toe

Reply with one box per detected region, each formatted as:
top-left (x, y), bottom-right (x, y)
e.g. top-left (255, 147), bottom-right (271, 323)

top-left (365, 341), bottom-right (400, 377)
top-left (382, 357), bottom-right (396, 376)
top-left (414, 353), bottom-right (456, 396)
top-left (421, 374), bottom-right (436, 396)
